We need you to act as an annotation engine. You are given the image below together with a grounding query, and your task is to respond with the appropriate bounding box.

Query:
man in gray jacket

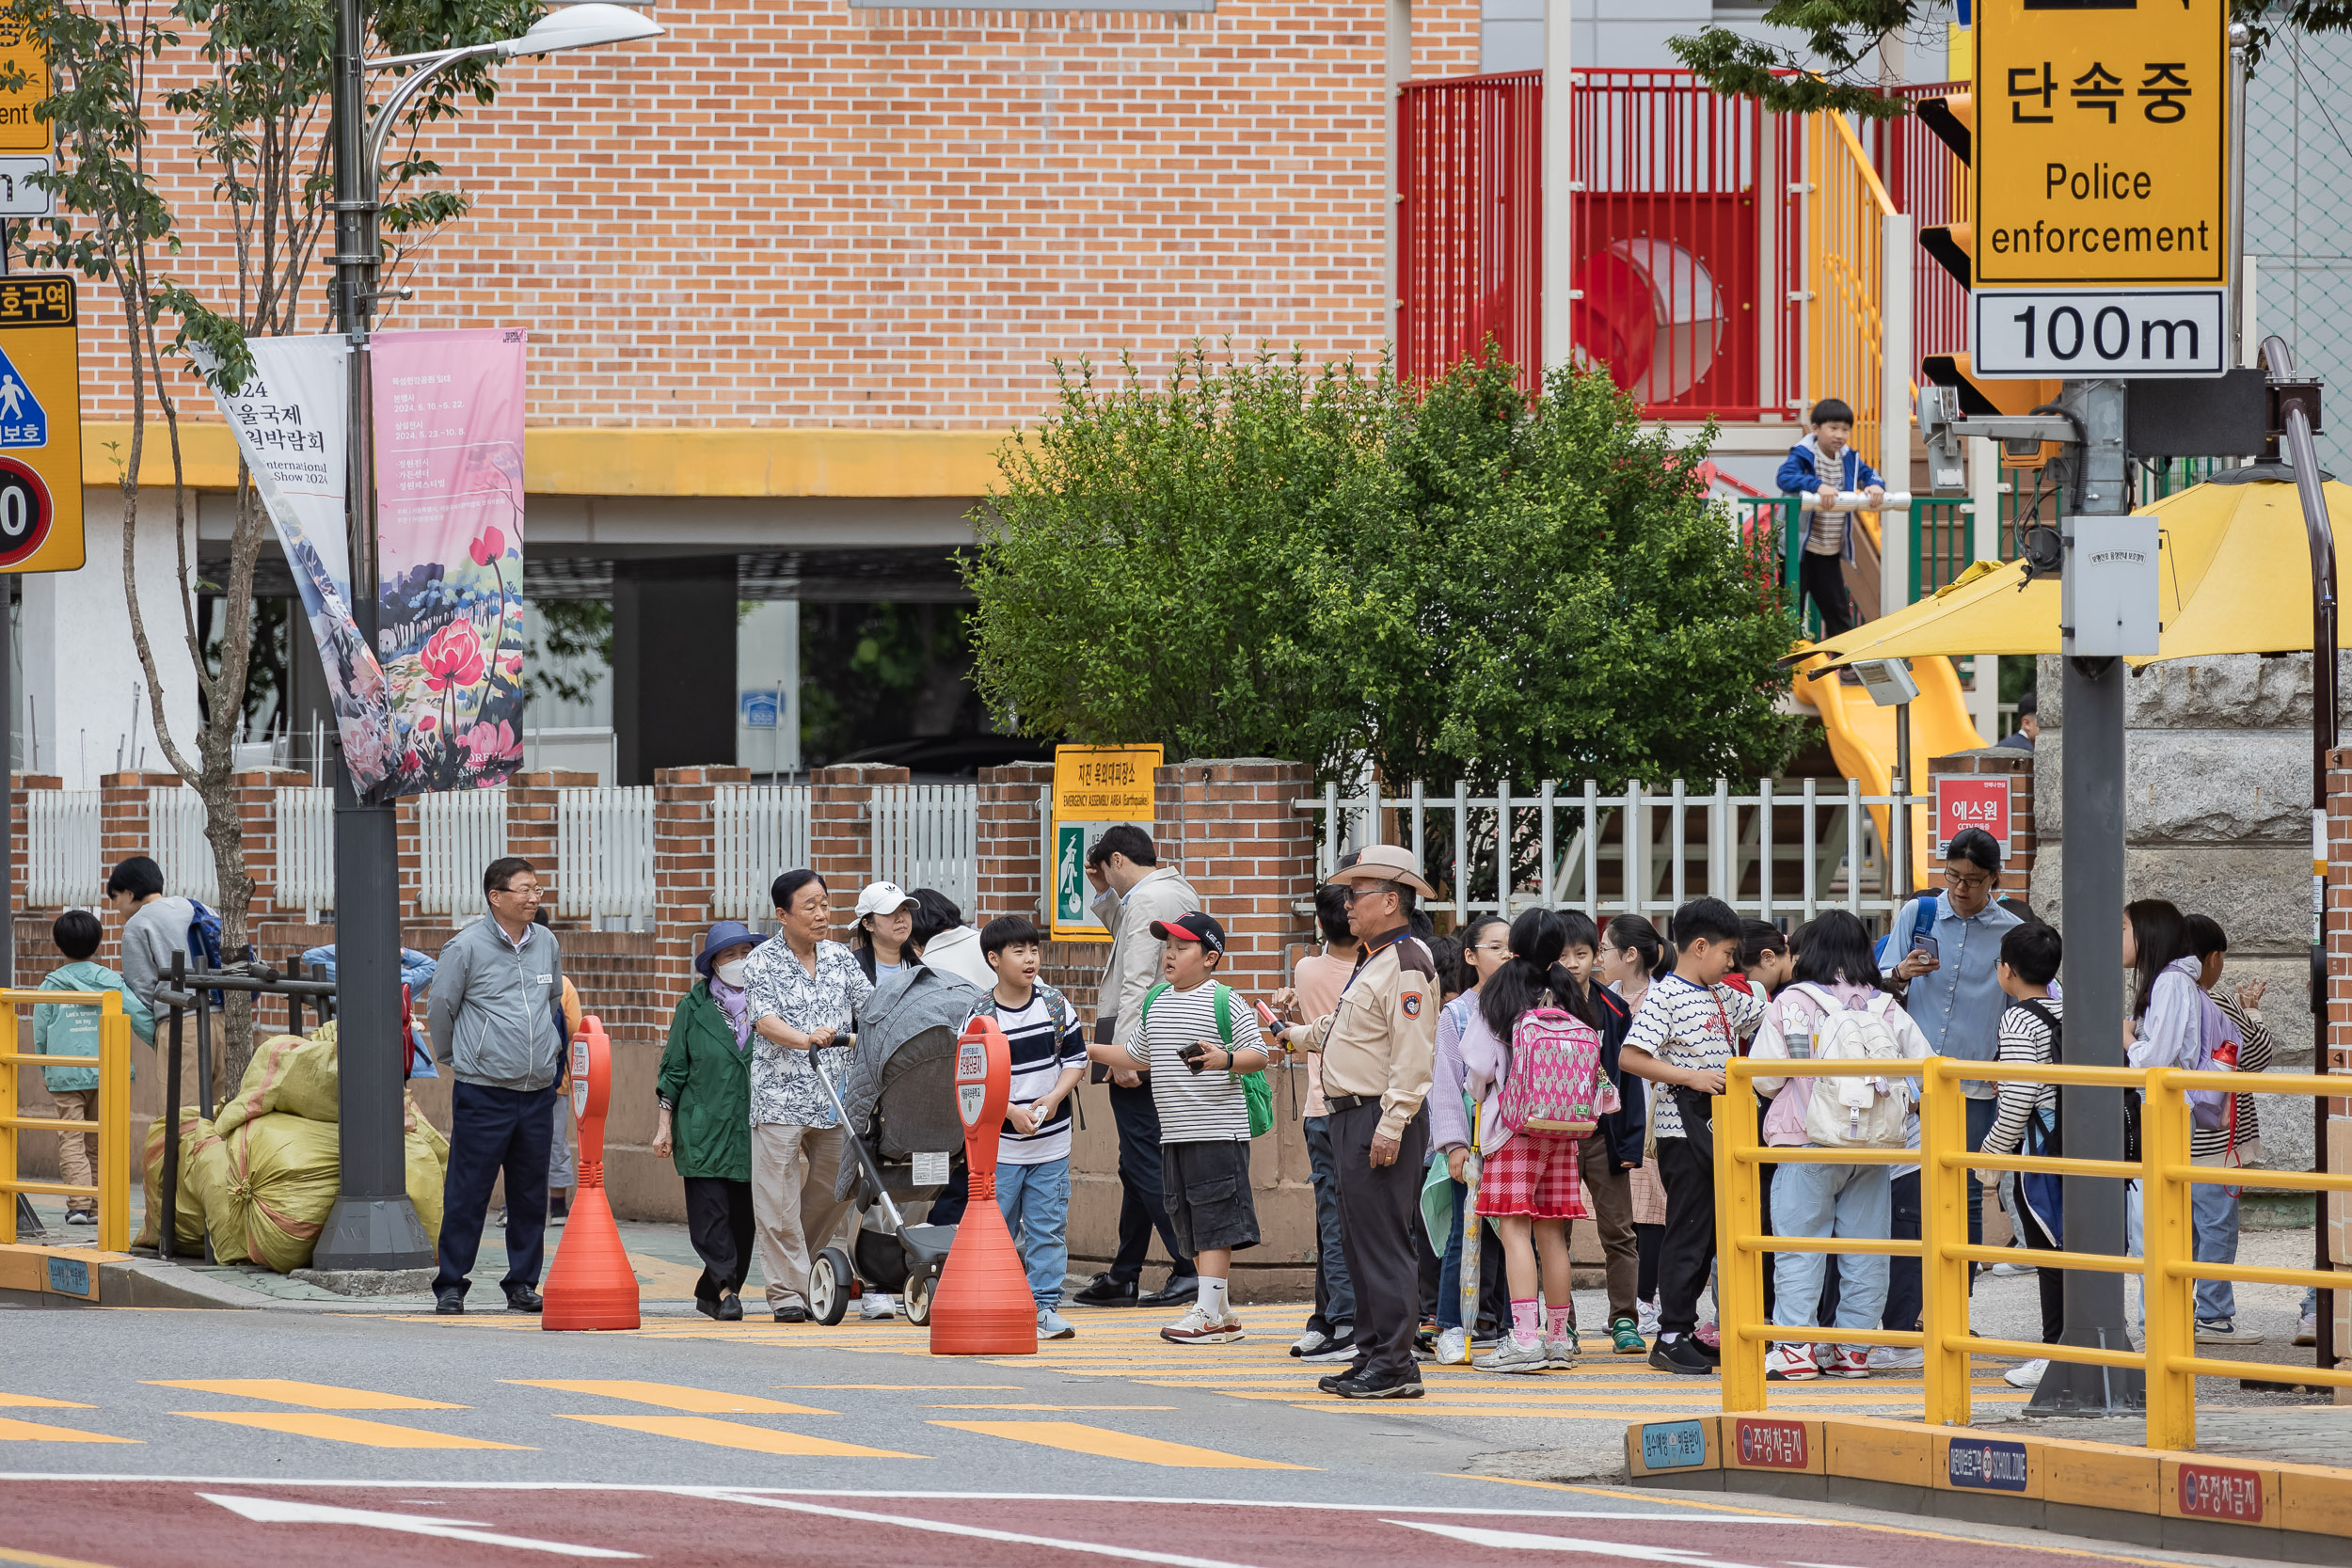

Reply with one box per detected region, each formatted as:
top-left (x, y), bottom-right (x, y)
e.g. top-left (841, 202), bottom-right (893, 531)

top-left (429, 856), bottom-right (564, 1314)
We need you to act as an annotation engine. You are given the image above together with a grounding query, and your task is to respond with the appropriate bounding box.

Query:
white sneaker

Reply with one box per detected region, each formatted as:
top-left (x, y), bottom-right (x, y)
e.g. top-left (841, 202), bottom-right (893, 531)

top-left (1820, 1347), bottom-right (1871, 1379)
top-left (2004, 1358), bottom-right (2047, 1388)
top-left (2296, 1314), bottom-right (2319, 1348)
top-left (2195, 1318), bottom-right (2263, 1345)
top-left (1765, 1342), bottom-right (1819, 1381)
top-left (1637, 1301), bottom-right (1661, 1338)
top-left (1472, 1331), bottom-right (1548, 1373)
top-left (861, 1292), bottom-right (898, 1321)
top-left (1292, 1328), bottom-right (1356, 1364)
top-left (1160, 1303), bottom-right (1243, 1345)
top-left (1435, 1325), bottom-right (1470, 1365)
top-left (1867, 1345), bottom-right (1926, 1370)
top-left (1037, 1307), bottom-right (1075, 1340)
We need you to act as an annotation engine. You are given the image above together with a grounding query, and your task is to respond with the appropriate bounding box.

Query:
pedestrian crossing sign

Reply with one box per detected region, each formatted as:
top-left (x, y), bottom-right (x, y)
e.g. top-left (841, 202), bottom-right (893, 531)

top-left (0, 339), bottom-right (50, 447)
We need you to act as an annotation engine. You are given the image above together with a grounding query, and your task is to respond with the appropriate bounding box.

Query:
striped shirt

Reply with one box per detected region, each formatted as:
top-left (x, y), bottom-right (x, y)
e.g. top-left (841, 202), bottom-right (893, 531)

top-left (1125, 980), bottom-right (1265, 1143)
top-left (1807, 443), bottom-right (1848, 555)
top-left (1982, 996), bottom-right (2063, 1158)
top-left (1623, 974), bottom-right (1765, 1140)
top-left (988, 987), bottom-right (1089, 1166)
top-left (2194, 991), bottom-right (2270, 1163)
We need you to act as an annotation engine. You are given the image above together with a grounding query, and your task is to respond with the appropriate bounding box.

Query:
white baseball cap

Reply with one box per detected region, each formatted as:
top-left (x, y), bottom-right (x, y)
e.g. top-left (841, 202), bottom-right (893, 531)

top-left (854, 880), bottom-right (918, 919)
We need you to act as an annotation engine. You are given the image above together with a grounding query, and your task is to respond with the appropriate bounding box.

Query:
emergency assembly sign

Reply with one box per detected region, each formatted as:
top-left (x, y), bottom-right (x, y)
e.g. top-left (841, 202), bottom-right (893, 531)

top-left (1975, 0), bottom-right (2227, 288)
top-left (1048, 744), bottom-right (1162, 942)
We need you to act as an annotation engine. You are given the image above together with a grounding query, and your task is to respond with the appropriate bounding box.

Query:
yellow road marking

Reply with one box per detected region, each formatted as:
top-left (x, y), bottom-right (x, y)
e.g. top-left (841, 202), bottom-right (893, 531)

top-left (173, 1411), bottom-right (528, 1449)
top-left (506, 1380), bottom-right (835, 1415)
top-left (0, 1546), bottom-right (129, 1568)
top-left (930, 1404), bottom-right (1180, 1411)
top-left (0, 1393), bottom-right (92, 1409)
top-left (150, 1379), bottom-right (463, 1411)
top-left (556, 1413), bottom-right (923, 1457)
top-left (776, 1385), bottom-right (1027, 1391)
top-left (0, 1417), bottom-right (136, 1444)
top-left (930, 1420), bottom-right (1314, 1469)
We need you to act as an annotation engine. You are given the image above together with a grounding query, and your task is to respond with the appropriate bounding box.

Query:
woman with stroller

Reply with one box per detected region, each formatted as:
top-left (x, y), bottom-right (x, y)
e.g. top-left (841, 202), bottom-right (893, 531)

top-left (654, 921), bottom-right (766, 1321)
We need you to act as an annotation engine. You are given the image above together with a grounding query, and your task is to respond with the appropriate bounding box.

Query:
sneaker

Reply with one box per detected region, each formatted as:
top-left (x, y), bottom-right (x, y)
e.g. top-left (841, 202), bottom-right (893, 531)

top-left (1990, 1260), bottom-right (2033, 1276)
top-left (1473, 1332), bottom-right (1549, 1373)
top-left (1303, 1331), bottom-right (1356, 1364)
top-left (1435, 1326), bottom-right (1470, 1365)
top-left (1610, 1316), bottom-right (1645, 1355)
top-left (1695, 1321), bottom-right (1721, 1351)
top-left (1636, 1300), bottom-right (1661, 1338)
top-left (2196, 1318), bottom-right (2263, 1345)
top-left (1543, 1332), bottom-right (1577, 1370)
top-left (1037, 1308), bottom-right (1075, 1340)
top-left (548, 1192), bottom-right (569, 1227)
top-left (1765, 1342), bottom-right (1819, 1381)
top-left (64, 1212), bottom-right (96, 1227)
top-left (1160, 1303), bottom-right (1243, 1345)
top-left (2296, 1314), bottom-right (2319, 1348)
top-left (1812, 1342), bottom-right (1839, 1368)
top-left (1316, 1368), bottom-right (1365, 1394)
top-left (1333, 1370), bottom-right (1424, 1400)
top-left (2004, 1358), bottom-right (2047, 1389)
top-left (862, 1292), bottom-right (898, 1321)
top-left (1648, 1335), bottom-right (1715, 1377)
top-left (1411, 1332), bottom-right (1438, 1363)
top-left (1867, 1345), bottom-right (1926, 1371)
top-left (1820, 1347), bottom-right (1870, 1379)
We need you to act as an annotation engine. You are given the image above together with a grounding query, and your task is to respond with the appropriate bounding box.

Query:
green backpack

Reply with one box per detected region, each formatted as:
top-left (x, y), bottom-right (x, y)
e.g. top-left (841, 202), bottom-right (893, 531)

top-left (1138, 980), bottom-right (1274, 1137)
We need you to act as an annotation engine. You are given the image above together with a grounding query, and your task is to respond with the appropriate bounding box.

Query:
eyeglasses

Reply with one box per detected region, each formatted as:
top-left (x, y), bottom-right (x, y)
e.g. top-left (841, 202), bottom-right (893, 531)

top-left (1341, 881), bottom-right (1401, 904)
top-left (1943, 867), bottom-right (1995, 891)
top-left (493, 882), bottom-right (543, 900)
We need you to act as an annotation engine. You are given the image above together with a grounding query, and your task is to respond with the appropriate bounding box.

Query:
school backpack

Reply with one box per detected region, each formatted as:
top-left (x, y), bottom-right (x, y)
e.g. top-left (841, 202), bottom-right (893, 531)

top-left (1496, 1003), bottom-right (1616, 1140)
top-left (1783, 982), bottom-right (1910, 1148)
top-left (1138, 980), bottom-right (1273, 1137)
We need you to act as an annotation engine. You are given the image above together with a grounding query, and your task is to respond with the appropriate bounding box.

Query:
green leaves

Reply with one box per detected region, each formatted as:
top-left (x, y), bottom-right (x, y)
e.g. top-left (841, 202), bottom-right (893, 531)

top-left (963, 345), bottom-right (1801, 793)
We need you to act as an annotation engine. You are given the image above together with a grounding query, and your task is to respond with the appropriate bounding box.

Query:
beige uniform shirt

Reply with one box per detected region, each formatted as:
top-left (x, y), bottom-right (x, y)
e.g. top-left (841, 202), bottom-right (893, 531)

top-left (1283, 927), bottom-right (1436, 1142)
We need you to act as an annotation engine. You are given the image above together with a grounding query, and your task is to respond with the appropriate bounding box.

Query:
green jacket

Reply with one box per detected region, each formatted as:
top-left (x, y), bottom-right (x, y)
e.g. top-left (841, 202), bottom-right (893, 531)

top-left (33, 961), bottom-right (157, 1095)
top-left (656, 981), bottom-right (753, 1182)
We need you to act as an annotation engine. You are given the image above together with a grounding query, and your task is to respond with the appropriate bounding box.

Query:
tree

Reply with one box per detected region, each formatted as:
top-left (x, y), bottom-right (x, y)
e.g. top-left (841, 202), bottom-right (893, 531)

top-left (13, 0), bottom-right (532, 1081)
top-left (963, 343), bottom-right (1801, 793)
top-left (1670, 0), bottom-right (2344, 117)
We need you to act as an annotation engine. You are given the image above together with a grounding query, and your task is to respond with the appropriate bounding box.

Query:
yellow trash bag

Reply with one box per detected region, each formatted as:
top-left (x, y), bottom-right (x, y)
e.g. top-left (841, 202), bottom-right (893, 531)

top-left (134, 1108), bottom-right (213, 1251)
top-left (210, 1113), bottom-right (342, 1273)
top-left (405, 1111), bottom-right (446, 1247)
top-left (194, 1121), bottom-right (247, 1266)
top-left (212, 1033), bottom-right (339, 1140)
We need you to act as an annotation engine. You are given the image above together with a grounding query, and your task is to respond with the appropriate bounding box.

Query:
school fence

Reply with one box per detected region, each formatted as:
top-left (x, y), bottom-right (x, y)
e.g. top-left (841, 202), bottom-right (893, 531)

top-left (24, 787), bottom-right (100, 909)
top-left (1716, 1056), bottom-right (2352, 1450)
top-left (146, 787), bottom-right (220, 906)
top-left (557, 785), bottom-right (657, 928)
top-left (871, 783), bottom-right (978, 917)
top-left (414, 788), bottom-right (511, 917)
top-left (1296, 777), bottom-right (1918, 932)
top-left (711, 784), bottom-right (814, 923)
top-left (0, 988), bottom-right (135, 1252)
top-left (274, 786), bottom-right (337, 920)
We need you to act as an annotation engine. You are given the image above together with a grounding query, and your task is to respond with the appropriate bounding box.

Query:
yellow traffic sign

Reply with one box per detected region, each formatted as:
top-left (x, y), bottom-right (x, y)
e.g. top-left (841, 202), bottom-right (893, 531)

top-left (0, 275), bottom-right (81, 573)
top-left (1974, 0), bottom-right (2227, 289)
top-left (1048, 744), bottom-right (1163, 942)
top-left (0, 17), bottom-right (49, 155)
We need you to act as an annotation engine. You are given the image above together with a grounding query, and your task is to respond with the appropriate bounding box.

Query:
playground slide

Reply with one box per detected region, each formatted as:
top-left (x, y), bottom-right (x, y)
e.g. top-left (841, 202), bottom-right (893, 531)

top-left (1789, 651), bottom-right (1989, 892)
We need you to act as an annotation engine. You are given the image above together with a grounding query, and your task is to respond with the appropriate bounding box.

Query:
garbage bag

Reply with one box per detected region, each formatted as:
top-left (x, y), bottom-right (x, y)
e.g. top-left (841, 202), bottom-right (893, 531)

top-left (210, 1112), bottom-right (342, 1273)
top-left (194, 1122), bottom-right (247, 1266)
top-left (405, 1114), bottom-right (446, 1248)
top-left (213, 1033), bottom-right (339, 1139)
top-left (134, 1108), bottom-right (212, 1251)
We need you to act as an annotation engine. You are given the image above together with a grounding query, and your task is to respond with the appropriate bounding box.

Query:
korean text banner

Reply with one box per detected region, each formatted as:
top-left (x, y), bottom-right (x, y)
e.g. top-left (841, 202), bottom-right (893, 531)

top-left (370, 327), bottom-right (528, 796)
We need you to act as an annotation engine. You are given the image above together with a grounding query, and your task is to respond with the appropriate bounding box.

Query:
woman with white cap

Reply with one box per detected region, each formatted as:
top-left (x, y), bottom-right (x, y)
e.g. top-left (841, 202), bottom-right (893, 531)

top-left (851, 881), bottom-right (920, 984)
top-left (654, 920), bottom-right (767, 1321)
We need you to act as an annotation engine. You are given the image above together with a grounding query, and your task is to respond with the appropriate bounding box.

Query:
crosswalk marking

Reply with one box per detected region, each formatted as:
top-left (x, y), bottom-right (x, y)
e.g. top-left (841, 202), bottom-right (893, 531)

top-left (172, 1411), bottom-right (531, 1449)
top-left (0, 1416), bottom-right (137, 1445)
top-left (151, 1379), bottom-right (464, 1411)
top-left (0, 1393), bottom-right (92, 1409)
top-left (929, 1404), bottom-right (1180, 1411)
top-left (507, 1380), bottom-right (837, 1415)
top-left (929, 1419), bottom-right (1315, 1469)
top-left (777, 1385), bottom-right (1026, 1391)
top-left (554, 1413), bottom-right (924, 1457)
top-left (0, 1544), bottom-right (132, 1567)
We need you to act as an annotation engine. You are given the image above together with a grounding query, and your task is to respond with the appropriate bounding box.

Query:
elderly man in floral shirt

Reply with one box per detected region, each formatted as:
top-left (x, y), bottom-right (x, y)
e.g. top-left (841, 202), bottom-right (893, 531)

top-left (742, 868), bottom-right (873, 1322)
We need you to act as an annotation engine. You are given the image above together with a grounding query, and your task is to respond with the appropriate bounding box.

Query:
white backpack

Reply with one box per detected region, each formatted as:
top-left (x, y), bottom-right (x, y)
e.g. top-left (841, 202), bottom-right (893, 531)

top-left (1786, 983), bottom-right (1909, 1148)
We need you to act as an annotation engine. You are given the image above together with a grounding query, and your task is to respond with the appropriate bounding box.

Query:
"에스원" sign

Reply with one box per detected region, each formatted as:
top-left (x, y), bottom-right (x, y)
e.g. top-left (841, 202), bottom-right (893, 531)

top-left (1935, 775), bottom-right (2013, 860)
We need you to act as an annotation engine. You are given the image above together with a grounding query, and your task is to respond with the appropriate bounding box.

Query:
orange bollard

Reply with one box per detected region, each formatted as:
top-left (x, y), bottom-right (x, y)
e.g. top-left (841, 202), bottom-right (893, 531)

top-left (543, 1013), bottom-right (641, 1331)
top-left (930, 1016), bottom-right (1037, 1355)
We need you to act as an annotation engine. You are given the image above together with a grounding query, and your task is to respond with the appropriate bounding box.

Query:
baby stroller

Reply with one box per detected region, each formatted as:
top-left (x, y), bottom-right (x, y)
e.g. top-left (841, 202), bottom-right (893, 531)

top-left (804, 963), bottom-right (983, 1325)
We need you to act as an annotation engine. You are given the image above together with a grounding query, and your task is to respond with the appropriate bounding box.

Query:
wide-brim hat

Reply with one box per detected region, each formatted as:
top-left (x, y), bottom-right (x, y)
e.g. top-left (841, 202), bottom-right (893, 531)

top-left (1330, 843), bottom-right (1436, 898)
top-left (697, 920), bottom-right (767, 977)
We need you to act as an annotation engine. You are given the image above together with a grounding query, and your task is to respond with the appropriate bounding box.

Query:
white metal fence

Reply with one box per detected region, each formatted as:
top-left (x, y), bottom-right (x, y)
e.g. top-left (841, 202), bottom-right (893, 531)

top-left (25, 790), bottom-right (100, 908)
top-left (275, 787), bottom-right (336, 919)
top-left (557, 785), bottom-right (656, 928)
top-left (1301, 777), bottom-right (1922, 930)
top-left (872, 783), bottom-right (977, 915)
top-left (147, 787), bottom-right (221, 905)
top-left (711, 784), bottom-right (813, 922)
top-left (416, 787), bottom-right (510, 917)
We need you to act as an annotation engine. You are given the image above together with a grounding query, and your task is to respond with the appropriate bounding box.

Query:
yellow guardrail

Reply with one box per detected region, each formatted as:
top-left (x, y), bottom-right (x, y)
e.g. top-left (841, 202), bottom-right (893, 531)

top-left (0, 988), bottom-right (134, 1254)
top-left (1717, 1055), bottom-right (2352, 1451)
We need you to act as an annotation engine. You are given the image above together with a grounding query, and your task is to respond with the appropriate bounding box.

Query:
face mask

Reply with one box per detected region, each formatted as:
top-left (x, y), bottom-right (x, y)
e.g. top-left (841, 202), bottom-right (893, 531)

top-left (713, 958), bottom-right (748, 988)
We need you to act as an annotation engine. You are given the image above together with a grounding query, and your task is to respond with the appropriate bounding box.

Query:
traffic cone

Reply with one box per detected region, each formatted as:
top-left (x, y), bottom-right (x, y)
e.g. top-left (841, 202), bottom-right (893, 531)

top-left (930, 1017), bottom-right (1037, 1355)
top-left (543, 1015), bottom-right (640, 1331)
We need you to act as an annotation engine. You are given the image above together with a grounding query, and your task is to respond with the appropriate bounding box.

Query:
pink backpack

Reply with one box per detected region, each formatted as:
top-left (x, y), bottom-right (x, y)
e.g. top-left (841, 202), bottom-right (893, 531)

top-left (1497, 1005), bottom-right (1618, 1139)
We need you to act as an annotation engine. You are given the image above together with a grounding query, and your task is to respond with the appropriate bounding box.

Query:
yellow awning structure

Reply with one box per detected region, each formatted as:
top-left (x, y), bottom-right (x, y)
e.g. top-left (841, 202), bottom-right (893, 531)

top-left (1796, 473), bottom-right (2350, 668)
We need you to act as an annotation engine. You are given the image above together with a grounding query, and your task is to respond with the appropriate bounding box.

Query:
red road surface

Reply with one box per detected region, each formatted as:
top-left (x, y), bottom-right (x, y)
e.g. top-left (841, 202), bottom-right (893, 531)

top-left (0, 1483), bottom-right (2167, 1568)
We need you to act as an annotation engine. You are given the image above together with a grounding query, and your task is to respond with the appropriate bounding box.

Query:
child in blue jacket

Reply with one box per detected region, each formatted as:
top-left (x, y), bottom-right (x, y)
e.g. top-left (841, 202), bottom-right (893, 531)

top-left (1774, 398), bottom-right (1885, 641)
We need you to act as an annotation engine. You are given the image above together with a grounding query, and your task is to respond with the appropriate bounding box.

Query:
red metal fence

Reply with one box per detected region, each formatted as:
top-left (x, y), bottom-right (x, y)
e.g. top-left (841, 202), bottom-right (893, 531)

top-left (1875, 81), bottom-right (1968, 380)
top-left (1396, 71), bottom-right (1544, 396)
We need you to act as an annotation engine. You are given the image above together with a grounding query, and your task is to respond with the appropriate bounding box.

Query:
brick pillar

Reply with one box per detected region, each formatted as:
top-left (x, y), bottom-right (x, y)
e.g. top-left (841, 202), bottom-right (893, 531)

top-left (1926, 746), bottom-right (2037, 900)
top-left (809, 764), bottom-right (908, 940)
top-left (1151, 758), bottom-right (1316, 1004)
top-left (234, 768), bottom-right (310, 921)
top-left (506, 769), bottom-right (594, 927)
top-left (97, 772), bottom-right (162, 960)
top-left (976, 761), bottom-right (1053, 925)
top-left (654, 765), bottom-right (745, 991)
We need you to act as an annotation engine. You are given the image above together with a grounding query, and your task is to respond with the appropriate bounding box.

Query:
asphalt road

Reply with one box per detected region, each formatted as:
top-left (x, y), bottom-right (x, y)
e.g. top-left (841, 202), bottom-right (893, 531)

top-left (0, 1301), bottom-right (2296, 1568)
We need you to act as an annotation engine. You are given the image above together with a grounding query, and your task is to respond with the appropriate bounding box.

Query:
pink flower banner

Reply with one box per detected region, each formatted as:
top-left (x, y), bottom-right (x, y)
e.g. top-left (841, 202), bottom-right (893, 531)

top-left (369, 327), bottom-right (529, 798)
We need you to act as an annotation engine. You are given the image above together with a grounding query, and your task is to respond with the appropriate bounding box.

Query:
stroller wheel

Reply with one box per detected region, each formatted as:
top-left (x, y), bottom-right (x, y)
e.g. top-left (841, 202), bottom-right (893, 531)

top-left (808, 1248), bottom-right (853, 1326)
top-left (904, 1270), bottom-right (934, 1326)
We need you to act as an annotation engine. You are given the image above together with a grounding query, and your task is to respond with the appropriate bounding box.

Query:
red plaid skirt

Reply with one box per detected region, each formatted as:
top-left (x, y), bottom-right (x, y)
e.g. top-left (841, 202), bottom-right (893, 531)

top-left (1478, 1132), bottom-right (1590, 1220)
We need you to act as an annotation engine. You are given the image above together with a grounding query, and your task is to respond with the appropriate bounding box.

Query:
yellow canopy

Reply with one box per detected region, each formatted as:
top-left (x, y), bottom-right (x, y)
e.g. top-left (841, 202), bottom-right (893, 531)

top-left (1800, 474), bottom-right (2349, 668)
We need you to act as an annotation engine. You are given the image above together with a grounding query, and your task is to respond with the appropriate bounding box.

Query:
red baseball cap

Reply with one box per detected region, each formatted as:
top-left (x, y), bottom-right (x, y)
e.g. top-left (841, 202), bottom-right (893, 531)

top-left (1149, 911), bottom-right (1227, 955)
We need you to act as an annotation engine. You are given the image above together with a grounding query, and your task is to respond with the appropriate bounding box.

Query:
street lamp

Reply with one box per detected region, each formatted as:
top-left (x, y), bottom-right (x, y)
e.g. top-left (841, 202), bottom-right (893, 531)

top-left (311, 4), bottom-right (664, 1274)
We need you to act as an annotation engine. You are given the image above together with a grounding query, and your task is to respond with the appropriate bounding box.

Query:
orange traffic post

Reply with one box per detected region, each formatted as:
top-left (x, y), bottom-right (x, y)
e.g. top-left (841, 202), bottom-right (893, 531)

top-left (543, 1013), bottom-right (641, 1331)
top-left (930, 1016), bottom-right (1036, 1354)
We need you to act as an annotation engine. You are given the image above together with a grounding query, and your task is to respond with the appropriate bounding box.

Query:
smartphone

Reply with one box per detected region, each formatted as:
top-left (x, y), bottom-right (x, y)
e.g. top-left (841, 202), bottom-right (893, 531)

top-left (1910, 932), bottom-right (1940, 962)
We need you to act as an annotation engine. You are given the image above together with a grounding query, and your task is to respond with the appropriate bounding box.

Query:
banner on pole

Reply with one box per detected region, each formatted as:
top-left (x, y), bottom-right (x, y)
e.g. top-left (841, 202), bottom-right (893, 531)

top-left (370, 327), bottom-right (528, 795)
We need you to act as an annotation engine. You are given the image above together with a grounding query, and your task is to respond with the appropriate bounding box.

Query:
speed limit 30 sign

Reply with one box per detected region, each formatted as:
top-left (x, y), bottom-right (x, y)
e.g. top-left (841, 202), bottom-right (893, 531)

top-left (0, 274), bottom-right (80, 573)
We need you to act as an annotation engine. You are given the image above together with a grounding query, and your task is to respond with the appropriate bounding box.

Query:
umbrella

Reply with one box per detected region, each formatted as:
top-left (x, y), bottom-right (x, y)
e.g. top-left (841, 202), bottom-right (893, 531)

top-left (1797, 470), bottom-right (2350, 668)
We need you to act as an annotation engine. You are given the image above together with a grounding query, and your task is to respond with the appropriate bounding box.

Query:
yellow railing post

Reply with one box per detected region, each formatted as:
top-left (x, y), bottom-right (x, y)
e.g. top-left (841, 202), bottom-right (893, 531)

top-left (2141, 1072), bottom-right (2197, 1449)
top-left (0, 997), bottom-right (13, 1246)
top-left (1919, 1057), bottom-right (1972, 1426)
top-left (1717, 1064), bottom-right (1770, 1411)
top-left (97, 991), bottom-right (129, 1254)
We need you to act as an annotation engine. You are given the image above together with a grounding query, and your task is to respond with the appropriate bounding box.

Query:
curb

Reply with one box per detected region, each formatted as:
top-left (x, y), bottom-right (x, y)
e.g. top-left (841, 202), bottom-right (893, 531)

top-left (1626, 1414), bottom-right (2352, 1565)
top-left (0, 1243), bottom-right (263, 1310)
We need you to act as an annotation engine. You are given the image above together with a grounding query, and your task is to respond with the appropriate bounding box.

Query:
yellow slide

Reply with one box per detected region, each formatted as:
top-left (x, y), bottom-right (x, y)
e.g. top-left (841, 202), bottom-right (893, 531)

top-left (1788, 650), bottom-right (1989, 890)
